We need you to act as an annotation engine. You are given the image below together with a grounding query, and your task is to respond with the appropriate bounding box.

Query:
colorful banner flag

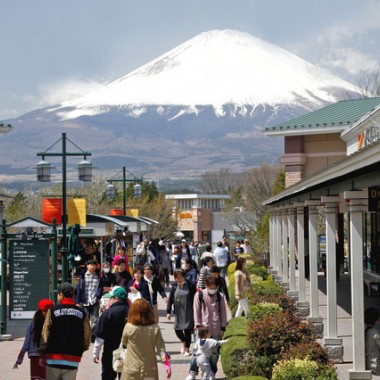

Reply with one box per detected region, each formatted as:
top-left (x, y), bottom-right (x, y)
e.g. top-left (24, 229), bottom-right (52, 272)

top-left (68, 198), bottom-right (86, 226)
top-left (42, 198), bottom-right (62, 224)
top-left (110, 208), bottom-right (123, 216)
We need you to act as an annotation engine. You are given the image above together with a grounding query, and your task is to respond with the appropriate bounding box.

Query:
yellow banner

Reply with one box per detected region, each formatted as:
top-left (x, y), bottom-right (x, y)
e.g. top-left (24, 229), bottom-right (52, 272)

top-left (126, 208), bottom-right (139, 217)
top-left (68, 198), bottom-right (86, 226)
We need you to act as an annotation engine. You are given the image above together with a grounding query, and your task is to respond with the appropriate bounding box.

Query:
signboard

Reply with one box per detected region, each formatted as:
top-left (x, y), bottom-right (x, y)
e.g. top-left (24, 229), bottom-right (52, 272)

top-left (358, 123), bottom-right (380, 150)
top-left (9, 240), bottom-right (50, 319)
top-left (110, 209), bottom-right (123, 216)
top-left (42, 198), bottom-right (62, 224)
top-left (369, 186), bottom-right (380, 212)
top-left (68, 198), bottom-right (86, 226)
top-left (57, 228), bottom-right (94, 237)
top-left (179, 212), bottom-right (192, 219)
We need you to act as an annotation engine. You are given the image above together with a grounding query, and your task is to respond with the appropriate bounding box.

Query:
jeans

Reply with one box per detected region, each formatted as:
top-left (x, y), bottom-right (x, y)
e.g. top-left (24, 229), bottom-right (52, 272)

top-left (189, 332), bottom-right (219, 375)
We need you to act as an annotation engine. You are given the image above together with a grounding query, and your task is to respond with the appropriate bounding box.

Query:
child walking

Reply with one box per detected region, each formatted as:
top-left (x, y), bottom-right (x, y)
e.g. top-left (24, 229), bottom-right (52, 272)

top-left (13, 299), bottom-right (54, 380)
top-left (193, 327), bottom-right (228, 380)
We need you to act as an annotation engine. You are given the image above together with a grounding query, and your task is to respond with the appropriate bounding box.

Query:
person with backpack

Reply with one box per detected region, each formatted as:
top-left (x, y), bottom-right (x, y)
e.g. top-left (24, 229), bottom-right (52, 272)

top-left (166, 269), bottom-right (196, 356)
top-left (186, 276), bottom-right (227, 380)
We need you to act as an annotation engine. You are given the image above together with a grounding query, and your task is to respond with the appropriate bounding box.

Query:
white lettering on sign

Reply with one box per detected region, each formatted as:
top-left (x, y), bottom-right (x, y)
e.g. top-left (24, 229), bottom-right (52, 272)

top-left (358, 124), bottom-right (380, 150)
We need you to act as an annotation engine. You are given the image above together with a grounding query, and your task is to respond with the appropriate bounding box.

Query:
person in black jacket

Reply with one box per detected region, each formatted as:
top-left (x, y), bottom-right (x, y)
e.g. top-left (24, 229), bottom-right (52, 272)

top-left (210, 266), bottom-right (230, 304)
top-left (99, 262), bottom-right (116, 293)
top-left (40, 282), bottom-right (91, 379)
top-left (114, 258), bottom-right (132, 290)
top-left (93, 286), bottom-right (130, 380)
top-left (141, 263), bottom-right (168, 323)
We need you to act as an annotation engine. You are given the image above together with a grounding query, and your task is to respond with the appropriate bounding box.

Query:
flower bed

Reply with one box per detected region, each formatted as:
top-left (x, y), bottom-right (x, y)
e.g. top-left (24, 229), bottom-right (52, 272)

top-left (221, 263), bottom-right (337, 379)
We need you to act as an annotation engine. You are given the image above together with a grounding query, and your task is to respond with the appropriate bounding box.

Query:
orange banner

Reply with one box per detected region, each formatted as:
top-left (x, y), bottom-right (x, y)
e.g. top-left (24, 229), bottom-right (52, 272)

top-left (42, 198), bottom-right (62, 224)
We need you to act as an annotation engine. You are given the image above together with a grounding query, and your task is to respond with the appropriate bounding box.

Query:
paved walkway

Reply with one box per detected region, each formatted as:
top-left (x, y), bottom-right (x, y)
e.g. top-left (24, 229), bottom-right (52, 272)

top-left (0, 285), bottom-right (228, 380)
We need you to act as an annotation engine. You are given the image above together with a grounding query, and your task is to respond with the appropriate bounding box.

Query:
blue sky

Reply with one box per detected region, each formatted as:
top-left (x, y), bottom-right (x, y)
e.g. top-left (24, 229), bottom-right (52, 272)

top-left (0, 0), bottom-right (379, 119)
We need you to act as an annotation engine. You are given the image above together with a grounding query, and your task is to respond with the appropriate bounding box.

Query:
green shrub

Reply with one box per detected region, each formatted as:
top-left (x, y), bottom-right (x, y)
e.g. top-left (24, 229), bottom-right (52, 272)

top-left (221, 336), bottom-right (249, 376)
top-left (224, 316), bottom-right (248, 339)
top-left (251, 279), bottom-right (282, 295)
top-left (221, 346), bottom-right (274, 379)
top-left (247, 311), bottom-right (315, 359)
top-left (247, 302), bottom-right (282, 322)
top-left (251, 293), bottom-right (297, 315)
top-left (246, 264), bottom-right (269, 280)
top-left (280, 341), bottom-right (330, 365)
top-left (227, 262), bottom-right (237, 278)
top-left (271, 357), bottom-right (338, 380)
top-left (232, 377), bottom-right (268, 380)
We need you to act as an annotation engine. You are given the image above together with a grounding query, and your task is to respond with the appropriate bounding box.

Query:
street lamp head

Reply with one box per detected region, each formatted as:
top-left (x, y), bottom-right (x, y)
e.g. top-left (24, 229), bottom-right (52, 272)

top-left (106, 183), bottom-right (116, 199)
top-left (78, 158), bottom-right (92, 182)
top-left (133, 183), bottom-right (142, 198)
top-left (36, 159), bottom-right (51, 182)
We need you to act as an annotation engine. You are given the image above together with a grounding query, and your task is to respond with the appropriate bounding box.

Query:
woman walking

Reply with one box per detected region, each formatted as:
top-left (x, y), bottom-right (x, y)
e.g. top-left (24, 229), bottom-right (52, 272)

top-left (13, 299), bottom-right (54, 380)
top-left (166, 269), bottom-right (196, 356)
top-left (121, 298), bottom-right (171, 380)
top-left (234, 257), bottom-right (251, 317)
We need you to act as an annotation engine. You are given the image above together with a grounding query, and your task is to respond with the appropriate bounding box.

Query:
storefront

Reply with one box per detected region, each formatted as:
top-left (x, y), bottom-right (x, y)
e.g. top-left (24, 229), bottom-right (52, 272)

top-left (264, 97), bottom-right (380, 379)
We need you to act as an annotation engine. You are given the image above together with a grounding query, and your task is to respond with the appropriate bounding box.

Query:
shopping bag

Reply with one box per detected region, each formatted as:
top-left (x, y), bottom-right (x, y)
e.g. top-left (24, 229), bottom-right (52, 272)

top-left (112, 342), bottom-right (126, 373)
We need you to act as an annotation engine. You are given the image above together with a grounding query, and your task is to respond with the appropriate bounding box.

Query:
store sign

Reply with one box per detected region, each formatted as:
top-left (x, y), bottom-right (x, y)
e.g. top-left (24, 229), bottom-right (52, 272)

top-left (110, 209), bottom-right (123, 216)
top-left (57, 228), bottom-right (94, 236)
top-left (358, 124), bottom-right (380, 150)
top-left (179, 212), bottom-right (192, 219)
top-left (10, 240), bottom-right (50, 319)
top-left (368, 186), bottom-right (380, 212)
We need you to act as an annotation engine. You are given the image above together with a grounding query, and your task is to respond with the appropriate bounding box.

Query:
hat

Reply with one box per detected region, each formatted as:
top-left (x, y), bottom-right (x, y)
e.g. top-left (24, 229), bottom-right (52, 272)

top-left (86, 259), bottom-right (97, 265)
top-left (109, 286), bottom-right (127, 300)
top-left (181, 239), bottom-right (187, 243)
top-left (38, 299), bottom-right (54, 311)
top-left (56, 282), bottom-right (75, 298)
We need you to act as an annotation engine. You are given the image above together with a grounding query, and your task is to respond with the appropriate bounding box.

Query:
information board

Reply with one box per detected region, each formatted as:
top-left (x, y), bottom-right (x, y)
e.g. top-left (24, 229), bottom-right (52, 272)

top-left (10, 240), bottom-right (50, 319)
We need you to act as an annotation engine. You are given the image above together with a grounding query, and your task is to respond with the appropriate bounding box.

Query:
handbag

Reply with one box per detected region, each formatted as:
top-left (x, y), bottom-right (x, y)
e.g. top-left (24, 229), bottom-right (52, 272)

top-left (112, 342), bottom-right (126, 373)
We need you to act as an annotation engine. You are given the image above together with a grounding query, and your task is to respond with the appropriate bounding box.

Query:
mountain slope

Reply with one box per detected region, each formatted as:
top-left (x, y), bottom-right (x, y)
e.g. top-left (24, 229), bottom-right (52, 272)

top-left (0, 29), bottom-right (360, 184)
top-left (58, 29), bottom-right (359, 119)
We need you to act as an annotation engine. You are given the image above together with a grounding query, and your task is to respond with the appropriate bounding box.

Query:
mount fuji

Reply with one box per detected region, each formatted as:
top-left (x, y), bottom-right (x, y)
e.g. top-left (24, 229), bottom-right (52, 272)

top-left (1, 29), bottom-right (360, 184)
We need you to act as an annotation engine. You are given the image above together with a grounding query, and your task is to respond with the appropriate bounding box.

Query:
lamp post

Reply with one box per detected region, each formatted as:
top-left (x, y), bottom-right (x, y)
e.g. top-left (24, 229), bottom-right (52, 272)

top-left (106, 167), bottom-right (142, 215)
top-left (36, 132), bottom-right (92, 282)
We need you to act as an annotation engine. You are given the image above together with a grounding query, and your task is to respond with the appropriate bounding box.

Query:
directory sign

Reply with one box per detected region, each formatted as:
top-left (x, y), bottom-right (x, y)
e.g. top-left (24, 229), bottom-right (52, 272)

top-left (9, 240), bottom-right (50, 319)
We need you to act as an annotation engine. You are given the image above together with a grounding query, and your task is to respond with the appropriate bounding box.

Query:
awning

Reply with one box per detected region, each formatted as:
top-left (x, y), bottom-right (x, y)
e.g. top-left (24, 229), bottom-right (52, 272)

top-left (264, 139), bottom-right (380, 206)
top-left (7, 217), bottom-right (53, 228)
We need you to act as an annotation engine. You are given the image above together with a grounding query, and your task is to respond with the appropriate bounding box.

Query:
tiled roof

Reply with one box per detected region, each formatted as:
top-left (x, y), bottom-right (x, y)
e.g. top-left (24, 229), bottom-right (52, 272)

top-left (265, 97), bottom-right (380, 133)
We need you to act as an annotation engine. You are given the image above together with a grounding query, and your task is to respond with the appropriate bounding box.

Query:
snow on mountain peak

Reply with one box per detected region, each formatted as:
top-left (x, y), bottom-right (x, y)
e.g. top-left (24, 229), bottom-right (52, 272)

top-left (59, 29), bottom-right (359, 119)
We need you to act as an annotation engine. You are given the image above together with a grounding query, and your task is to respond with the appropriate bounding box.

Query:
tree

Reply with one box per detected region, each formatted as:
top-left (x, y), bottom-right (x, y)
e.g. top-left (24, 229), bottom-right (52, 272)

top-left (356, 68), bottom-right (380, 98)
top-left (5, 192), bottom-right (28, 222)
top-left (197, 168), bottom-right (241, 194)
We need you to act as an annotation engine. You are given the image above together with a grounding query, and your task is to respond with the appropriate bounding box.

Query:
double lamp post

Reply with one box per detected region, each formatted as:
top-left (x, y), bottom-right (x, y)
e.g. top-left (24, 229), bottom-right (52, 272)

top-left (36, 132), bottom-right (92, 283)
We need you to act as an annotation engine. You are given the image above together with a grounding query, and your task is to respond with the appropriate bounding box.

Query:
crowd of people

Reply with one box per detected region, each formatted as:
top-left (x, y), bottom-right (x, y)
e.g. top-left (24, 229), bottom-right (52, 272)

top-left (14, 236), bottom-right (254, 380)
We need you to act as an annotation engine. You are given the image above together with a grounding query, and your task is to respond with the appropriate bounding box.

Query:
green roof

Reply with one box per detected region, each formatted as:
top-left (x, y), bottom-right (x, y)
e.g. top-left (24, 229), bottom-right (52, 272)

top-left (265, 97), bottom-right (380, 134)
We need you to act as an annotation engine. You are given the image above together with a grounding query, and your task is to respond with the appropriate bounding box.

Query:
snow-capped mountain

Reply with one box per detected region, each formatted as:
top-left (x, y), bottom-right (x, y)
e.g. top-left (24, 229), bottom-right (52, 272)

top-left (1, 29), bottom-right (360, 184)
top-left (57, 29), bottom-right (359, 120)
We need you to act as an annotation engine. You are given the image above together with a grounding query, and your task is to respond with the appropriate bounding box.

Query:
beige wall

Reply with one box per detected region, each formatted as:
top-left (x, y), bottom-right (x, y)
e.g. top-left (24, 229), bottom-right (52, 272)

top-left (176, 208), bottom-right (213, 241)
top-left (283, 133), bottom-right (346, 187)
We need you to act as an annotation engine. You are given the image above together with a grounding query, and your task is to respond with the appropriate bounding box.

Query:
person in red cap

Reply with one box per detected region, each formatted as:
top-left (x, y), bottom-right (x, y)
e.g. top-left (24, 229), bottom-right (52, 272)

top-left (13, 298), bottom-right (54, 380)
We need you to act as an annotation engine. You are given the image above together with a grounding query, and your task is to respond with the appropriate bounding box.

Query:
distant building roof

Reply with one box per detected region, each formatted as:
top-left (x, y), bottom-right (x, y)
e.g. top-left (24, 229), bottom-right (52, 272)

top-left (165, 194), bottom-right (230, 200)
top-left (0, 193), bottom-right (13, 202)
top-left (265, 97), bottom-right (380, 137)
top-left (0, 122), bottom-right (12, 134)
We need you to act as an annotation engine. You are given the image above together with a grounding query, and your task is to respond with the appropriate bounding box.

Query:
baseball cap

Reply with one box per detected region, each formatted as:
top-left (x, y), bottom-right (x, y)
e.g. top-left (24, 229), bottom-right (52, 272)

top-left (109, 286), bottom-right (127, 300)
top-left (56, 282), bottom-right (75, 298)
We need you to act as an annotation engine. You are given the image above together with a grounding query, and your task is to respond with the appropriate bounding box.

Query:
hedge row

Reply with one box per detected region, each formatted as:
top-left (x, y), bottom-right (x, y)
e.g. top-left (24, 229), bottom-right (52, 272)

top-left (221, 262), bottom-right (337, 380)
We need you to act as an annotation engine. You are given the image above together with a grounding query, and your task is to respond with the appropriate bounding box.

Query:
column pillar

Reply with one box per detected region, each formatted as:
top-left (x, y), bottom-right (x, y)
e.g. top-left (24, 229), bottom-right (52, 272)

top-left (287, 206), bottom-right (298, 298)
top-left (281, 207), bottom-right (289, 290)
top-left (276, 208), bottom-right (283, 281)
top-left (269, 210), bottom-right (275, 272)
top-left (344, 191), bottom-right (371, 380)
top-left (321, 196), bottom-right (343, 363)
top-left (295, 203), bottom-right (309, 317)
top-left (305, 200), bottom-right (323, 338)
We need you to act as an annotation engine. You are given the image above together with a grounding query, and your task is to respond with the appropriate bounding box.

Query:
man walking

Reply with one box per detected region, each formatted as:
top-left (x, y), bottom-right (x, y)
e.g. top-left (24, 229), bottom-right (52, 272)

top-left (76, 259), bottom-right (103, 340)
top-left (40, 282), bottom-right (91, 379)
top-left (213, 241), bottom-right (229, 278)
top-left (93, 286), bottom-right (130, 380)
